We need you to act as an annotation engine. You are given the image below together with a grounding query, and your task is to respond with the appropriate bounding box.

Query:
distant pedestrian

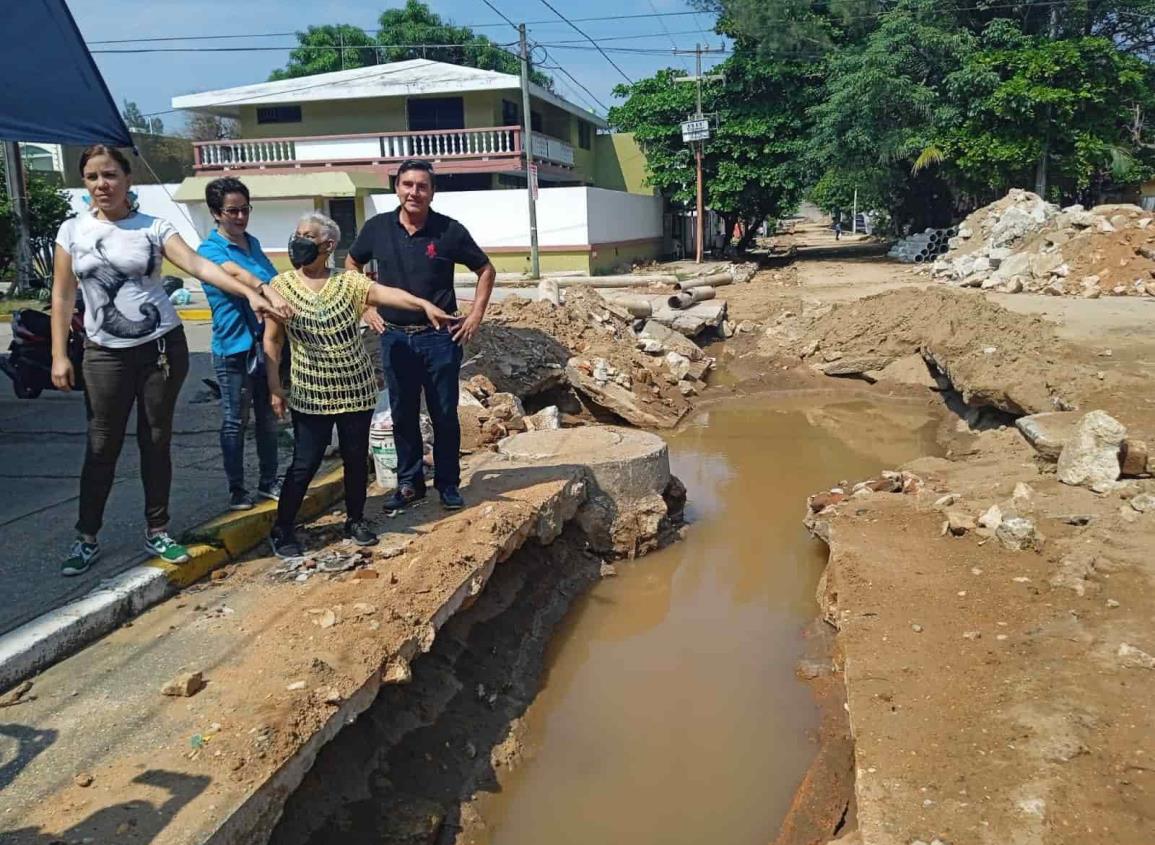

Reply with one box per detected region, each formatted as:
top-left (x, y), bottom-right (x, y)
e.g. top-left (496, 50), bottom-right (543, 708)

top-left (50, 146), bottom-right (291, 577)
top-left (263, 212), bottom-right (451, 558)
top-left (347, 159), bottom-right (496, 514)
top-left (197, 177), bottom-right (285, 511)
top-left (833, 217), bottom-right (843, 240)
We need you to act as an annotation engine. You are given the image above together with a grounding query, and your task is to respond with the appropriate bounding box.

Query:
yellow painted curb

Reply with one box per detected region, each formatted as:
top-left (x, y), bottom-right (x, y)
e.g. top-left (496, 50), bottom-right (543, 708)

top-left (147, 465), bottom-right (349, 587)
top-left (0, 314), bottom-right (11, 323)
top-left (177, 308), bottom-right (213, 321)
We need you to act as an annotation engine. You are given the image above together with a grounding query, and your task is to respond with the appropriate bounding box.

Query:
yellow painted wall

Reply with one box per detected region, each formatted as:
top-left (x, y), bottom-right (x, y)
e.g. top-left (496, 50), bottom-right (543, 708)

top-left (594, 133), bottom-right (653, 195)
top-left (236, 91), bottom-right (506, 138)
top-left (487, 251), bottom-right (591, 274)
top-left (590, 238), bottom-right (662, 274)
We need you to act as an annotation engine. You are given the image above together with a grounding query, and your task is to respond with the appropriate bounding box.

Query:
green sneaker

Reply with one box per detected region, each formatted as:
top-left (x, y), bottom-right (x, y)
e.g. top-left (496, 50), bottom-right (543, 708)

top-left (62, 538), bottom-right (100, 577)
top-left (145, 531), bottom-right (190, 564)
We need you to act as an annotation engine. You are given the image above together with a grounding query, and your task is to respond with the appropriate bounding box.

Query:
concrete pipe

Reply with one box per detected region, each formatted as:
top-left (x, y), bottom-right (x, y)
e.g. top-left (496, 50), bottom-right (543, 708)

top-left (601, 294), bottom-right (654, 318)
top-left (675, 272), bottom-right (733, 291)
top-left (913, 252), bottom-right (928, 264)
top-left (667, 287), bottom-right (717, 309)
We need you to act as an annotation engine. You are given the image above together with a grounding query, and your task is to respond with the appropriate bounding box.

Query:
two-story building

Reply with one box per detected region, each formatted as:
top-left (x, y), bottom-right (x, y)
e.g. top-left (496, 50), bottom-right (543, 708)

top-left (170, 58), bottom-right (665, 274)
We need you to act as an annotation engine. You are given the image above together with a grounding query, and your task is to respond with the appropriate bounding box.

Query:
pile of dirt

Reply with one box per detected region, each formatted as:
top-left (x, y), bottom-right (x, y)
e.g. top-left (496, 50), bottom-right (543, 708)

top-left (768, 287), bottom-right (1104, 415)
top-left (464, 289), bottom-right (697, 428)
top-left (932, 189), bottom-right (1155, 298)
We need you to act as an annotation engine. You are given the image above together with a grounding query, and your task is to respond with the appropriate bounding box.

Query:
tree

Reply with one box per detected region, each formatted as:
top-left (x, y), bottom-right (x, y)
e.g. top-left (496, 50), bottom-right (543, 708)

top-left (184, 112), bottom-right (239, 142)
top-left (609, 47), bottom-right (817, 250)
top-left (269, 2), bottom-right (551, 87)
top-left (122, 99), bottom-right (164, 135)
top-left (933, 28), bottom-right (1155, 203)
top-left (0, 157), bottom-right (73, 291)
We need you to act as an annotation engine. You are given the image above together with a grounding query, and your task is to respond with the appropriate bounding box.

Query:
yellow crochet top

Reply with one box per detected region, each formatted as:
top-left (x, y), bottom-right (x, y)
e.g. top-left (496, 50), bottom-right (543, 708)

top-left (269, 269), bottom-right (378, 415)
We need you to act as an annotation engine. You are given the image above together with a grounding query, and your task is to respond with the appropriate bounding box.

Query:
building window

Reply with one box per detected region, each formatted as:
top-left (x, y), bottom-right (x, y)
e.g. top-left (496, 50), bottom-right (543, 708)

top-left (502, 99), bottom-right (520, 127)
top-left (578, 120), bottom-right (592, 150)
top-left (256, 105), bottom-right (302, 124)
top-left (531, 111), bottom-right (542, 133)
top-left (407, 97), bottom-right (465, 131)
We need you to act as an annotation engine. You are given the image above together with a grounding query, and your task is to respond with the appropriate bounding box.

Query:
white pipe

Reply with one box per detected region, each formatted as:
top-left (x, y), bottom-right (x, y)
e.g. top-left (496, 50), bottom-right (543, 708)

top-left (675, 272), bottom-right (733, 291)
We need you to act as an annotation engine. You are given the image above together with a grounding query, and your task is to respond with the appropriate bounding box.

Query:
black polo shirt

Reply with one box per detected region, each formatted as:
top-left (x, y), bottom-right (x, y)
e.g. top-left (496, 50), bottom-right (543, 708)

top-left (348, 208), bottom-right (489, 326)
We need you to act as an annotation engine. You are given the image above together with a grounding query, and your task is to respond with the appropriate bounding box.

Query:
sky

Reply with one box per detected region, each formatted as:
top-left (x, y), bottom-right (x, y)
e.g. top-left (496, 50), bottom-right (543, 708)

top-left (69, 0), bottom-right (728, 131)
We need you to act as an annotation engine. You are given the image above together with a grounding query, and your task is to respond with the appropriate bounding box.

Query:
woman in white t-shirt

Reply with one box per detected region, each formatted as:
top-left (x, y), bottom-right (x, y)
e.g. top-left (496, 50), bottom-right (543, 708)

top-left (51, 145), bottom-right (291, 577)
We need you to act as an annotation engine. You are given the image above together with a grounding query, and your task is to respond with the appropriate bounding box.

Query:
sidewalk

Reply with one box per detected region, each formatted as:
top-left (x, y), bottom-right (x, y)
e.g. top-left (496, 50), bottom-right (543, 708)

top-left (0, 318), bottom-right (291, 636)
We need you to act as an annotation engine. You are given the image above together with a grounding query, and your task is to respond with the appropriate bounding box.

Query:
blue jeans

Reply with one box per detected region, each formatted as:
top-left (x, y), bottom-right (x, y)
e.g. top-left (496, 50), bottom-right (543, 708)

top-left (380, 327), bottom-right (462, 491)
top-left (212, 352), bottom-right (279, 494)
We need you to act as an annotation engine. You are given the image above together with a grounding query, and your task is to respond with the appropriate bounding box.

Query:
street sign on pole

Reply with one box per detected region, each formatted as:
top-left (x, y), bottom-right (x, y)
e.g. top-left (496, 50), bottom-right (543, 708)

top-left (528, 163), bottom-right (539, 201)
top-left (681, 118), bottom-right (710, 143)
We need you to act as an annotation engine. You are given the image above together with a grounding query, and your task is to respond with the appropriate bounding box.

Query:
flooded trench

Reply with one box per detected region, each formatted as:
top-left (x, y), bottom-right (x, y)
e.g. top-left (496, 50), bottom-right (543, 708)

top-left (272, 395), bottom-right (940, 845)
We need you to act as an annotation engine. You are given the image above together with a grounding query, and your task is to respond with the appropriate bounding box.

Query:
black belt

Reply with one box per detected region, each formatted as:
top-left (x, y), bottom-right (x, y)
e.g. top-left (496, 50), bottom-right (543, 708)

top-left (385, 322), bottom-right (435, 334)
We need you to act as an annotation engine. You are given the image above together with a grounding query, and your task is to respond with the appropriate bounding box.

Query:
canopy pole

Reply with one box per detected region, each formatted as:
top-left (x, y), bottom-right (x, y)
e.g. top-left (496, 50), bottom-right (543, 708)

top-left (2, 141), bottom-right (36, 296)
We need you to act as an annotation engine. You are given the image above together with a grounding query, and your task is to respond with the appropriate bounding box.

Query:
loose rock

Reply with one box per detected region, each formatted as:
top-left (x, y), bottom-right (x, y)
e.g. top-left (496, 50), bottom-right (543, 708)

top-left (1056, 410), bottom-right (1127, 492)
top-left (161, 671), bottom-right (206, 698)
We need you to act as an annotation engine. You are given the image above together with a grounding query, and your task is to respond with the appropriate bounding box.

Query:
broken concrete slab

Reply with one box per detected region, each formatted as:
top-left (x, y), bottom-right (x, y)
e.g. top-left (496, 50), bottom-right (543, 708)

top-left (1015, 411), bottom-right (1081, 461)
top-left (637, 319), bottom-right (705, 361)
top-left (821, 355), bottom-right (895, 377)
top-left (649, 299), bottom-right (728, 337)
top-left (565, 359), bottom-right (688, 429)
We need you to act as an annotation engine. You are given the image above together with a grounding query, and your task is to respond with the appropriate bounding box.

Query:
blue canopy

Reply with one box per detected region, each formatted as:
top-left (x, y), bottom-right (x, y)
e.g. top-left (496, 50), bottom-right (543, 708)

top-left (0, 0), bottom-right (132, 146)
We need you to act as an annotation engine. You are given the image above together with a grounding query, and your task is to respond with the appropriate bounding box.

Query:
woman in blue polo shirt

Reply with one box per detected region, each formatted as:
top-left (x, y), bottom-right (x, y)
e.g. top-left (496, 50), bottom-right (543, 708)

top-left (198, 177), bottom-right (286, 510)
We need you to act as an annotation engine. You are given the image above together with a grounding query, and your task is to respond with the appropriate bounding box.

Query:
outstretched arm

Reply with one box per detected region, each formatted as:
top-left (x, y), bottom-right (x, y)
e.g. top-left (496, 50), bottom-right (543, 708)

top-left (365, 284), bottom-right (451, 328)
top-left (164, 235), bottom-right (291, 321)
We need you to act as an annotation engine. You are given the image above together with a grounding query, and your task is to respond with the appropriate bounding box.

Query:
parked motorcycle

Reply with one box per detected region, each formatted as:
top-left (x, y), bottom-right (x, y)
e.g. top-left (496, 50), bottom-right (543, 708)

top-left (0, 296), bottom-right (86, 398)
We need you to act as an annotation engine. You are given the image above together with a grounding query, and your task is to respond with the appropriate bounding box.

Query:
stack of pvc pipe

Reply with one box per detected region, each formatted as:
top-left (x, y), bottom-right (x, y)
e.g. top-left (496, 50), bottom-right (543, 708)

top-left (888, 226), bottom-right (959, 263)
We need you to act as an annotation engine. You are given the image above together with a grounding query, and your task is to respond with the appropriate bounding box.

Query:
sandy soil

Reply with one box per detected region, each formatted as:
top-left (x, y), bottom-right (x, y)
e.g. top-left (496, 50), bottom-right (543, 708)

top-left (710, 230), bottom-right (1155, 845)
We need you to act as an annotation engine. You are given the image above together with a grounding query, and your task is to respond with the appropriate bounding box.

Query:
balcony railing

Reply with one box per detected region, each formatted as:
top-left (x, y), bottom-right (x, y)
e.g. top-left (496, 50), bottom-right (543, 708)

top-left (194, 125), bottom-right (576, 172)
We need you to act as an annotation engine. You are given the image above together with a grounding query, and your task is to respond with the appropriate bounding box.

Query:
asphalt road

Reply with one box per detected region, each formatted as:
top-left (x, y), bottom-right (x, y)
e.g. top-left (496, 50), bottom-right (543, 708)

top-left (0, 317), bottom-right (293, 636)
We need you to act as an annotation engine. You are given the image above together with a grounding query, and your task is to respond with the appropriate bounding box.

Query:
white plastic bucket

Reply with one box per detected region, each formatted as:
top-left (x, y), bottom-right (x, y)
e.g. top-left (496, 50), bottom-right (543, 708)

top-left (370, 428), bottom-right (397, 490)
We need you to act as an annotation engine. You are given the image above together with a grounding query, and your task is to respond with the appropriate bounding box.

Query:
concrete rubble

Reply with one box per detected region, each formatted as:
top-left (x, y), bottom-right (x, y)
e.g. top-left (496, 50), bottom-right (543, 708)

top-left (462, 288), bottom-right (713, 431)
top-left (931, 188), bottom-right (1155, 298)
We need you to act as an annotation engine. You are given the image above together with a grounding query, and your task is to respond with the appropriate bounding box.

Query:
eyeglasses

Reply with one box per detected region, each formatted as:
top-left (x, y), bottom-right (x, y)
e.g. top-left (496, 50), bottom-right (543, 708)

top-left (222, 205), bottom-right (252, 217)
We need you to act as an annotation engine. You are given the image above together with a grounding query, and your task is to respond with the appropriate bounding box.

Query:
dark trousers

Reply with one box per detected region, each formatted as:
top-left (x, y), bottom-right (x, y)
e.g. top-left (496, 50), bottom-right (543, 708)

top-left (275, 409), bottom-right (372, 532)
top-left (212, 352), bottom-right (279, 494)
top-left (78, 326), bottom-right (189, 536)
top-left (380, 327), bottom-right (462, 491)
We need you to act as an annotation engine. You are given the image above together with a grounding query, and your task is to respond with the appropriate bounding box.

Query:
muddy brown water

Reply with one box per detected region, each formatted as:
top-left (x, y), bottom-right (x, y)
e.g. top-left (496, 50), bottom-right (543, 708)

top-left (468, 396), bottom-right (940, 845)
top-left (272, 395), bottom-right (941, 845)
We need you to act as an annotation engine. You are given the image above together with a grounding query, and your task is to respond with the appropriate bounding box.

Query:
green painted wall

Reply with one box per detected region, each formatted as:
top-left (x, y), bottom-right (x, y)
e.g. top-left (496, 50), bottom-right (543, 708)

top-left (594, 133), bottom-right (652, 195)
top-left (590, 238), bottom-right (662, 273)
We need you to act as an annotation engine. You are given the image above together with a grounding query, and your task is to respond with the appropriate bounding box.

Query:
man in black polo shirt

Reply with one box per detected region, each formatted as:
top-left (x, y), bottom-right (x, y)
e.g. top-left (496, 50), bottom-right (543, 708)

top-left (347, 159), bottom-right (496, 513)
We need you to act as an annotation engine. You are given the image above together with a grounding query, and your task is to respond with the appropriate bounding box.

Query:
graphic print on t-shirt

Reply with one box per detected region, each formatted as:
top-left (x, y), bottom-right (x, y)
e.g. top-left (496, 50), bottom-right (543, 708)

top-left (72, 234), bottom-right (163, 339)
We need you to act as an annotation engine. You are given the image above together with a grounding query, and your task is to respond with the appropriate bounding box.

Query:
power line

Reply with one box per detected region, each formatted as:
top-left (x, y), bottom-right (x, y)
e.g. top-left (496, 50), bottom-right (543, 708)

top-left (477, 0), bottom-right (518, 31)
top-left (84, 11), bottom-right (713, 45)
top-left (93, 41), bottom-right (519, 55)
top-left (647, 0), bottom-right (693, 72)
top-left (534, 0), bottom-right (634, 83)
top-left (538, 50), bottom-right (611, 113)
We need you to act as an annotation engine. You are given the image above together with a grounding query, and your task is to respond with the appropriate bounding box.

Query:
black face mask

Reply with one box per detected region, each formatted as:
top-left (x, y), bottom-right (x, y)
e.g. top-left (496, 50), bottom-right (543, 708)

top-left (288, 236), bottom-right (320, 268)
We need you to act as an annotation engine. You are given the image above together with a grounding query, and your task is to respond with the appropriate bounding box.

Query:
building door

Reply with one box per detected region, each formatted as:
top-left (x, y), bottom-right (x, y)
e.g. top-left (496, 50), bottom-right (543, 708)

top-left (326, 198), bottom-right (357, 265)
top-left (406, 97), bottom-right (465, 131)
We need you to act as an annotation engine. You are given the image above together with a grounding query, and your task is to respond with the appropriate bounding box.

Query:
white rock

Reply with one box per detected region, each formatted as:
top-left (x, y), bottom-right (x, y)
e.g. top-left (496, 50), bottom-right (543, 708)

top-left (1118, 643), bottom-right (1155, 670)
top-left (978, 504), bottom-right (1004, 530)
top-left (1056, 410), bottom-right (1127, 491)
top-left (1130, 493), bottom-right (1155, 513)
top-left (664, 351), bottom-right (692, 381)
top-left (524, 405), bottom-right (561, 431)
top-left (997, 516), bottom-right (1043, 551)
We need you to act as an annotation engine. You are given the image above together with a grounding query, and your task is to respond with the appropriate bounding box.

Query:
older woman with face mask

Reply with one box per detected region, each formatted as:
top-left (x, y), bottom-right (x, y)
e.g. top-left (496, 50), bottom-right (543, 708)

top-left (263, 212), bottom-right (451, 557)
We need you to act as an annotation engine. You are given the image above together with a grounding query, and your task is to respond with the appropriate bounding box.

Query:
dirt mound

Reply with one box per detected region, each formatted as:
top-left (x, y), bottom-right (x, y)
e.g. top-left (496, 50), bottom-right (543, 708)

top-left (788, 287), bottom-right (1103, 414)
top-left (464, 289), bottom-right (695, 428)
top-left (932, 189), bottom-right (1155, 299)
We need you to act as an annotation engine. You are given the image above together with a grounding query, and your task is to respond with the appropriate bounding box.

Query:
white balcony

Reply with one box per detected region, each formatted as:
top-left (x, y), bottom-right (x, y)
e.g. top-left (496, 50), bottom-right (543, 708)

top-left (194, 125), bottom-right (576, 173)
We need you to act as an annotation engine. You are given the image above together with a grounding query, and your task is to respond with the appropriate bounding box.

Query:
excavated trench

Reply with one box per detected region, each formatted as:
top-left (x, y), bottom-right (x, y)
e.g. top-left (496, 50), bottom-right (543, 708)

top-left (270, 393), bottom-right (942, 845)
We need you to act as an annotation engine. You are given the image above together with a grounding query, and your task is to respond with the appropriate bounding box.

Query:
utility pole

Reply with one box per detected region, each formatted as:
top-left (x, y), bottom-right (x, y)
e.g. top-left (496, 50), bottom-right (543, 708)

top-left (1035, 5), bottom-right (1061, 197)
top-left (674, 44), bottom-right (724, 263)
top-left (518, 23), bottom-right (540, 279)
top-left (2, 141), bottom-right (35, 296)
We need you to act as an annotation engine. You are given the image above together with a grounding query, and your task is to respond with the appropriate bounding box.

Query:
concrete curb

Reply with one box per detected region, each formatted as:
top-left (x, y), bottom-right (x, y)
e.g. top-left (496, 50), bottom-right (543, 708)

top-left (0, 466), bottom-right (347, 691)
top-left (176, 308), bottom-right (213, 321)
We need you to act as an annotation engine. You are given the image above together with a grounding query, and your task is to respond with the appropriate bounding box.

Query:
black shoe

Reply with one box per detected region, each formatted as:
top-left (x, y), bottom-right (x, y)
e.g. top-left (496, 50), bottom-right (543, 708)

top-left (439, 486), bottom-right (465, 510)
top-left (269, 528), bottom-right (303, 559)
top-left (344, 519), bottom-right (378, 546)
top-left (229, 489), bottom-right (255, 511)
top-left (383, 484), bottom-right (424, 516)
